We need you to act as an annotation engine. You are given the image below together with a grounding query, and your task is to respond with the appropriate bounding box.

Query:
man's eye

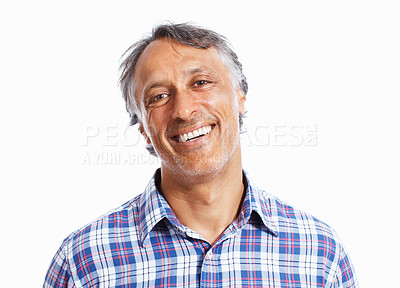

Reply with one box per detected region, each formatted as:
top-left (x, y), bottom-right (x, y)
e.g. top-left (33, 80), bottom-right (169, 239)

top-left (150, 93), bottom-right (168, 104)
top-left (195, 80), bottom-right (208, 86)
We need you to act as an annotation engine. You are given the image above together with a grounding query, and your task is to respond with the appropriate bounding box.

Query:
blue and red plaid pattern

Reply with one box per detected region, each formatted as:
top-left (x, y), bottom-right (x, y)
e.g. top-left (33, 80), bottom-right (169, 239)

top-left (44, 170), bottom-right (358, 287)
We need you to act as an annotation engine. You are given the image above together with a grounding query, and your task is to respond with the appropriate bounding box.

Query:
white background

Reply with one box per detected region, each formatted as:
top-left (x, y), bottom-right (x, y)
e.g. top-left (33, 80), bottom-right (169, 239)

top-left (1, 1), bottom-right (399, 287)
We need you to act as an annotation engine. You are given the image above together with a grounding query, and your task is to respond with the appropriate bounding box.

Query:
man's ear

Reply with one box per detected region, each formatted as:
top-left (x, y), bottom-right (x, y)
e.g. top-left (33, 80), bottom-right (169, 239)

top-left (139, 123), bottom-right (152, 144)
top-left (237, 89), bottom-right (246, 114)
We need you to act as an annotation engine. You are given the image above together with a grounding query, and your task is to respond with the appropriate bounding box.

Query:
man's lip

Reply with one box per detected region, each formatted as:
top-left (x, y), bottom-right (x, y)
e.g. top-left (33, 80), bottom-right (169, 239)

top-left (175, 126), bottom-right (214, 145)
top-left (169, 123), bottom-right (215, 138)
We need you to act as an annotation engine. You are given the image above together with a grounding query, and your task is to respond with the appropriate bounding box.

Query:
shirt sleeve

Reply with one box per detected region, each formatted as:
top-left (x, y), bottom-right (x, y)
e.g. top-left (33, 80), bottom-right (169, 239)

top-left (43, 239), bottom-right (75, 288)
top-left (331, 244), bottom-right (359, 288)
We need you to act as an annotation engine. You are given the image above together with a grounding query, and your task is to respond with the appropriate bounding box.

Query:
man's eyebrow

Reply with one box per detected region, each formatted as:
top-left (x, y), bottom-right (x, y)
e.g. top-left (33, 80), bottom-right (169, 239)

top-left (186, 66), bottom-right (211, 76)
top-left (146, 81), bottom-right (165, 92)
top-left (185, 66), bottom-right (221, 80)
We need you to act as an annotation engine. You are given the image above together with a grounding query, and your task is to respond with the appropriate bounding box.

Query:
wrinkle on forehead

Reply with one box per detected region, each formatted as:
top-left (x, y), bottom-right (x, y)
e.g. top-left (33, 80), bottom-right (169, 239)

top-left (135, 38), bottom-right (220, 74)
top-left (134, 39), bottom-right (225, 88)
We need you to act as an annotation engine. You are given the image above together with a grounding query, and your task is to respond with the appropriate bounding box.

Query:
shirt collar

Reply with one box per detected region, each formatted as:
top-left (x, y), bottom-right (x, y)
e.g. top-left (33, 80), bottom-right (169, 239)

top-left (137, 169), bottom-right (186, 245)
top-left (238, 170), bottom-right (278, 237)
top-left (137, 169), bottom-right (278, 245)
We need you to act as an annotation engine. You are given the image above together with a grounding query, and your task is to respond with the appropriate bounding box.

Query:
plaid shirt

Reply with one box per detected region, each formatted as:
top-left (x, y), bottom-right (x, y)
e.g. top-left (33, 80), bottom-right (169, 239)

top-left (44, 170), bottom-right (358, 287)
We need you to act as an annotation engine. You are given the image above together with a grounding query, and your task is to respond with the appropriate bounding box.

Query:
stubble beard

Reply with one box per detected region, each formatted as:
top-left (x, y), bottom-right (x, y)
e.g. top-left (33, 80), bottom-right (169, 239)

top-left (161, 127), bottom-right (241, 184)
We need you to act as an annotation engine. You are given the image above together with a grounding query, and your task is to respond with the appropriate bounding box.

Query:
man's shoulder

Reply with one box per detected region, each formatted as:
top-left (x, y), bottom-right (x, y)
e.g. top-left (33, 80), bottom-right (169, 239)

top-left (57, 170), bottom-right (162, 259)
top-left (59, 192), bottom-right (146, 253)
top-left (254, 188), bottom-right (358, 287)
top-left (259, 190), bottom-right (340, 244)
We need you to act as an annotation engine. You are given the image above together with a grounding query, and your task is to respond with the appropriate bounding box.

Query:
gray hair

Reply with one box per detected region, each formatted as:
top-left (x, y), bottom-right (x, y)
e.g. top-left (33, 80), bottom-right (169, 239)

top-left (119, 22), bottom-right (248, 156)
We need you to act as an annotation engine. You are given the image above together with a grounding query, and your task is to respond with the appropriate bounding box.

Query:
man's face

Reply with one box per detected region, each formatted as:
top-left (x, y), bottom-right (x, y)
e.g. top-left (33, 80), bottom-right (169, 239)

top-left (134, 39), bottom-right (246, 178)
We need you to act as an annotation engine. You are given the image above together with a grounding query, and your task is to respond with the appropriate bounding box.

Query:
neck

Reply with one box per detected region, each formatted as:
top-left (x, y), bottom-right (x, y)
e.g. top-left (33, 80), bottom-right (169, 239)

top-left (159, 147), bottom-right (244, 245)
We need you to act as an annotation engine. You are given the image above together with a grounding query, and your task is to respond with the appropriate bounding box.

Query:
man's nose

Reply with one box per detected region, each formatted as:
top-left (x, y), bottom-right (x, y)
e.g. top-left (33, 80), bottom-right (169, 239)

top-left (171, 89), bottom-right (199, 121)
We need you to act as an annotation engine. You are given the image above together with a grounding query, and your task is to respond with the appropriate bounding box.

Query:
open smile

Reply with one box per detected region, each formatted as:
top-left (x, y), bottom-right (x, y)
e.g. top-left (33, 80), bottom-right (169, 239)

top-left (171, 124), bottom-right (215, 143)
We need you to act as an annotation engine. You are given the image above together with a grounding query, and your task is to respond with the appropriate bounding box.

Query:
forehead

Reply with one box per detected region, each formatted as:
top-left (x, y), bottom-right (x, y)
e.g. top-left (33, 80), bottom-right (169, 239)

top-left (133, 39), bottom-right (228, 86)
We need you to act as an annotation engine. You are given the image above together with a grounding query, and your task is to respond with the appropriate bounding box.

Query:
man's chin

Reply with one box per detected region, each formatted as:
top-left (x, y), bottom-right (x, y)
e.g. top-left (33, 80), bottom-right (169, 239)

top-left (164, 155), bottom-right (227, 182)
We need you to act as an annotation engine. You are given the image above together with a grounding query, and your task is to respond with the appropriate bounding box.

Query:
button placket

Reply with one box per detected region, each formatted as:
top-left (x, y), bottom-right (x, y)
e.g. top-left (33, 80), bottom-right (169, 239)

top-left (200, 249), bottom-right (213, 288)
top-left (205, 250), bottom-right (213, 260)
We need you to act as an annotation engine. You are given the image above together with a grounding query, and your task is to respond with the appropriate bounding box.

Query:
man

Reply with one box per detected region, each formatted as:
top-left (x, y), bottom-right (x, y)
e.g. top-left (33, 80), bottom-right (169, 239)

top-left (44, 23), bottom-right (358, 287)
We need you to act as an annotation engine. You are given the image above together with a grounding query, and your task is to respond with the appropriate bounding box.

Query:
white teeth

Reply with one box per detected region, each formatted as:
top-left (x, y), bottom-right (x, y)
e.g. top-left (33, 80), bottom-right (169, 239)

top-left (177, 125), bottom-right (213, 142)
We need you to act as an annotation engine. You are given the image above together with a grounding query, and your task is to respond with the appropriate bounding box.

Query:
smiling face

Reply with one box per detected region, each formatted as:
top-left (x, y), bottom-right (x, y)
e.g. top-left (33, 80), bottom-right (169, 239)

top-left (134, 39), bottom-right (246, 181)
